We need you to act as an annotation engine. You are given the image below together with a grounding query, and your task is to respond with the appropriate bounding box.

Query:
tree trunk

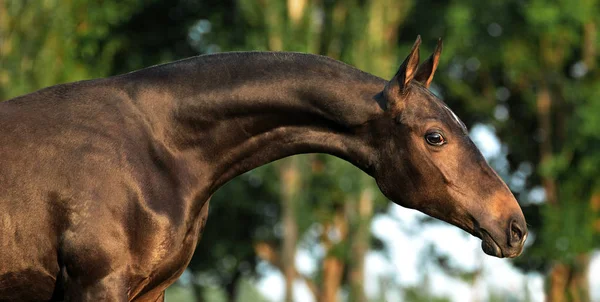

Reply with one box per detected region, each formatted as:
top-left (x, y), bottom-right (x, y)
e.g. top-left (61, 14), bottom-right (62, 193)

top-left (320, 207), bottom-right (348, 302)
top-left (568, 254), bottom-right (590, 302)
top-left (280, 157), bottom-right (301, 302)
top-left (583, 22), bottom-right (596, 70)
top-left (539, 81), bottom-right (591, 302)
top-left (192, 282), bottom-right (206, 302)
top-left (548, 254), bottom-right (590, 302)
top-left (225, 270), bottom-right (242, 302)
top-left (321, 256), bottom-right (344, 302)
top-left (536, 82), bottom-right (567, 302)
top-left (536, 84), bottom-right (557, 206)
top-left (349, 187), bottom-right (373, 302)
top-left (538, 45), bottom-right (593, 300)
top-left (549, 263), bottom-right (569, 302)
top-left (592, 193), bottom-right (600, 235)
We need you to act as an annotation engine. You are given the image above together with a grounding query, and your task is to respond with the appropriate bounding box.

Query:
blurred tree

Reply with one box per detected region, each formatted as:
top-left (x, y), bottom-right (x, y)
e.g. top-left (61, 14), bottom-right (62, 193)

top-left (187, 166), bottom-right (281, 302)
top-left (0, 0), bottom-right (143, 100)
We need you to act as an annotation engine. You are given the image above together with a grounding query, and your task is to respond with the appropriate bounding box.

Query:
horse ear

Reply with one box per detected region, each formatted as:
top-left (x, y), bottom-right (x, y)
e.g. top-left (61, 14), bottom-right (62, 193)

top-left (414, 38), bottom-right (442, 88)
top-left (384, 35), bottom-right (421, 110)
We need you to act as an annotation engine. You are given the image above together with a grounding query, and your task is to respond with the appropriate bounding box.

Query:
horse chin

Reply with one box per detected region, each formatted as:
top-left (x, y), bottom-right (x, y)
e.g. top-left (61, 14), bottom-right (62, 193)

top-left (480, 230), bottom-right (504, 258)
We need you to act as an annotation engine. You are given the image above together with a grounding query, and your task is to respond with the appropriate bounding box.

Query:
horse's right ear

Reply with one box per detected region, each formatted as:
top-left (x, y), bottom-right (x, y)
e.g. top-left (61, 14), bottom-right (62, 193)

top-left (414, 38), bottom-right (442, 88)
top-left (383, 35), bottom-right (421, 111)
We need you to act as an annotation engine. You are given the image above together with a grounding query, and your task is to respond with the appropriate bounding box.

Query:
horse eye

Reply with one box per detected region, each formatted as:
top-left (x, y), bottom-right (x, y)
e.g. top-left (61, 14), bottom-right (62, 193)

top-left (425, 132), bottom-right (445, 146)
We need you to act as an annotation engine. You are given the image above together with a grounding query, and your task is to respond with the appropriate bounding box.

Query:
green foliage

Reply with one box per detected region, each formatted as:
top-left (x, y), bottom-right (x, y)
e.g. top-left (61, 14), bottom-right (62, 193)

top-left (165, 283), bottom-right (197, 301)
top-left (188, 165), bottom-right (281, 293)
top-left (0, 0), bottom-right (143, 100)
top-left (402, 279), bottom-right (452, 302)
top-left (537, 203), bottom-right (596, 264)
top-left (165, 276), bottom-right (270, 302)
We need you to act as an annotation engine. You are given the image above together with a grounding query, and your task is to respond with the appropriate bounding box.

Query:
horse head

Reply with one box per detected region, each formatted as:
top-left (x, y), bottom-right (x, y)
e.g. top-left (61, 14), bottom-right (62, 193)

top-left (372, 37), bottom-right (527, 258)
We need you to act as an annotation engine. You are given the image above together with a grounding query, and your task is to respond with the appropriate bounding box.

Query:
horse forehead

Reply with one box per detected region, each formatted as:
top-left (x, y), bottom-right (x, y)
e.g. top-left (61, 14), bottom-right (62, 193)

top-left (409, 88), bottom-right (468, 133)
top-left (440, 103), bottom-right (468, 133)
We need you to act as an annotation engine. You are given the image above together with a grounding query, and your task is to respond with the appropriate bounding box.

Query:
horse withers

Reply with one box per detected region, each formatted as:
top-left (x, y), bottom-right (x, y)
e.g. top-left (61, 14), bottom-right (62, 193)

top-left (0, 36), bottom-right (526, 301)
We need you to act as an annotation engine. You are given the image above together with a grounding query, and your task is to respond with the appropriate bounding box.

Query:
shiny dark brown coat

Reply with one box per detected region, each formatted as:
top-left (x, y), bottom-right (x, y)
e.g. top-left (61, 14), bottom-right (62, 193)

top-left (0, 37), bottom-right (526, 301)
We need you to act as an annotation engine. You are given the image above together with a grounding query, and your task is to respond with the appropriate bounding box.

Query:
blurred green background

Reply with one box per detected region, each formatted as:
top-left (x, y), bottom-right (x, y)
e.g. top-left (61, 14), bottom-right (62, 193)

top-left (1, 0), bottom-right (600, 301)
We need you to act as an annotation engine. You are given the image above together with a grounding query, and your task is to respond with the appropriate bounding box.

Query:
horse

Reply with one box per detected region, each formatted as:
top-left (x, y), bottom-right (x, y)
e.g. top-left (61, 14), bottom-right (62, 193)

top-left (0, 36), bottom-right (527, 301)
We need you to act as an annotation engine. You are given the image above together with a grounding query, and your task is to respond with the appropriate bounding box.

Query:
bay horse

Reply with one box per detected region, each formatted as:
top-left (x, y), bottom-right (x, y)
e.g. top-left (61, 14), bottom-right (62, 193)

top-left (0, 37), bottom-right (526, 301)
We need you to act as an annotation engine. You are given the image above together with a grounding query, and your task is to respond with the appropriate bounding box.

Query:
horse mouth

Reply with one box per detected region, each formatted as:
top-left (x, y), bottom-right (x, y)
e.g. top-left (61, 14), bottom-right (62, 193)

top-left (479, 229), bottom-right (504, 258)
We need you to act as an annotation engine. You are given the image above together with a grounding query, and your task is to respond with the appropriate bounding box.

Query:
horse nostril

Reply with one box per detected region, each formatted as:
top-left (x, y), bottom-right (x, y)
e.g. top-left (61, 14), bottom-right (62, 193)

top-left (509, 220), bottom-right (525, 246)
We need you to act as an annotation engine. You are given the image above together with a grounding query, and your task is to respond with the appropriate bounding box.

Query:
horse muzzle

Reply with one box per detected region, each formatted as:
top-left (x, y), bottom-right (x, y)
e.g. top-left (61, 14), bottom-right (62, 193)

top-left (478, 215), bottom-right (527, 258)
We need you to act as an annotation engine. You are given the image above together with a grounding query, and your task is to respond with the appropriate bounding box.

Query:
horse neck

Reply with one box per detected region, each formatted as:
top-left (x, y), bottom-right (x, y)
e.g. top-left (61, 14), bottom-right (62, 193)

top-left (128, 53), bottom-right (387, 191)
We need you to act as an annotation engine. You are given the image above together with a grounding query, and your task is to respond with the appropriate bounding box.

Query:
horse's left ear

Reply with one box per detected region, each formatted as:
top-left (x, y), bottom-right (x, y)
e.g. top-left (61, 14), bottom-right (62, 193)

top-left (414, 38), bottom-right (443, 88)
top-left (383, 36), bottom-right (421, 111)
